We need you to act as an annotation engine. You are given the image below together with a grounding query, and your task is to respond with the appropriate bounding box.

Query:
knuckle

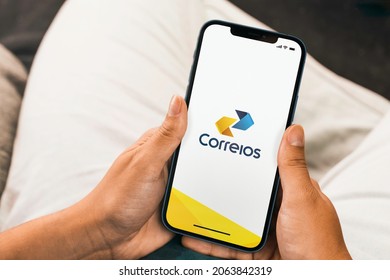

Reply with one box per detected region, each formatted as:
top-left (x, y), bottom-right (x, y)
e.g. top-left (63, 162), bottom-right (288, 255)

top-left (158, 122), bottom-right (180, 143)
top-left (281, 156), bottom-right (307, 169)
top-left (305, 184), bottom-right (319, 200)
top-left (159, 123), bottom-right (174, 138)
top-left (298, 183), bottom-right (320, 204)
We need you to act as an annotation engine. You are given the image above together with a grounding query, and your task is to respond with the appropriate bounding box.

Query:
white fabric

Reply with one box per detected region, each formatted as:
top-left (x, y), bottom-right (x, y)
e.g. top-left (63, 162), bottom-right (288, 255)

top-left (1, 0), bottom-right (390, 259)
top-left (321, 110), bottom-right (390, 259)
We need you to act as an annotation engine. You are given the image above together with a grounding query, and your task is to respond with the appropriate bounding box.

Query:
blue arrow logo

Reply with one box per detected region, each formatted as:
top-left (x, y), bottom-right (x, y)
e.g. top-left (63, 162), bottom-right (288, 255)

top-left (232, 110), bottom-right (254, 131)
top-left (215, 110), bottom-right (254, 137)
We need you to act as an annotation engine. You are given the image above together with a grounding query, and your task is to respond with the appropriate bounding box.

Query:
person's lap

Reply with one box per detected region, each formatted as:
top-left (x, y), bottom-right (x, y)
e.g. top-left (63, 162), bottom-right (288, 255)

top-left (1, 0), bottom-right (389, 259)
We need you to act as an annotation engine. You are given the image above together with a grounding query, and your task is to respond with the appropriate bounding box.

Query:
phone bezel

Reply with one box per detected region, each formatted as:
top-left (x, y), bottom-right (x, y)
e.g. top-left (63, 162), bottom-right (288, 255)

top-left (162, 20), bottom-right (306, 253)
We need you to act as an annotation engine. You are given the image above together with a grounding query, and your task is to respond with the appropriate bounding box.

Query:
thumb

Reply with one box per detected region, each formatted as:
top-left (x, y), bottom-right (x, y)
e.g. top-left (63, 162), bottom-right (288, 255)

top-left (277, 125), bottom-right (314, 200)
top-left (144, 95), bottom-right (188, 165)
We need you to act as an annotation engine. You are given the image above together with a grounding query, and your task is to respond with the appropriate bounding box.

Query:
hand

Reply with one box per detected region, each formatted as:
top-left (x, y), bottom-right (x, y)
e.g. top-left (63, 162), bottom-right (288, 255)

top-left (182, 125), bottom-right (351, 260)
top-left (0, 96), bottom-right (188, 260)
top-left (81, 95), bottom-right (188, 259)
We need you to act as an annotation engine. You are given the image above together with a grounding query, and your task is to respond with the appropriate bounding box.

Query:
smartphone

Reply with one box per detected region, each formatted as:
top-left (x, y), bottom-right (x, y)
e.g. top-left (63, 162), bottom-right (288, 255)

top-left (162, 20), bottom-right (306, 252)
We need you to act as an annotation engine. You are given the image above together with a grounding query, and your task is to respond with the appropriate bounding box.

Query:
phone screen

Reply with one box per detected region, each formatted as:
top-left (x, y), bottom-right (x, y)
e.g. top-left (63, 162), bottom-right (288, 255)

top-left (163, 21), bottom-right (305, 251)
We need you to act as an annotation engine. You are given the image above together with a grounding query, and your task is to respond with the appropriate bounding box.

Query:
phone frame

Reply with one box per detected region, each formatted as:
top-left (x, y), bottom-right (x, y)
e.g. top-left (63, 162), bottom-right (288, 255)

top-left (162, 20), bottom-right (306, 252)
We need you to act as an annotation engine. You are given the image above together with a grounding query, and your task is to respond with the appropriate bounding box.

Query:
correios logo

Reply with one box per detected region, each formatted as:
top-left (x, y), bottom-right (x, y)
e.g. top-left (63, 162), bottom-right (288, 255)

top-left (199, 109), bottom-right (261, 159)
top-left (215, 110), bottom-right (254, 137)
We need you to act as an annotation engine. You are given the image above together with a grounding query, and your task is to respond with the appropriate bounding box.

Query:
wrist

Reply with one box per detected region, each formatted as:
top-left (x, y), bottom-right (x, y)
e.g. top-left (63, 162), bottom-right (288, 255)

top-left (60, 201), bottom-right (114, 259)
top-left (79, 190), bottom-right (142, 259)
top-left (0, 200), bottom-right (115, 259)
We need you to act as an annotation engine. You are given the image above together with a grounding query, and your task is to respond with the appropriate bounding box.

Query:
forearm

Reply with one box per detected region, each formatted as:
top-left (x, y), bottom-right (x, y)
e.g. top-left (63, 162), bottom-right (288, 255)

top-left (0, 202), bottom-right (111, 259)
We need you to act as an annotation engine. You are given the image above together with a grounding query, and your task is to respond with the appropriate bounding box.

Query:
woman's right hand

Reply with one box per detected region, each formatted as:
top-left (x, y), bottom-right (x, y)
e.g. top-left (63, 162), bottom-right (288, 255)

top-left (182, 125), bottom-right (352, 260)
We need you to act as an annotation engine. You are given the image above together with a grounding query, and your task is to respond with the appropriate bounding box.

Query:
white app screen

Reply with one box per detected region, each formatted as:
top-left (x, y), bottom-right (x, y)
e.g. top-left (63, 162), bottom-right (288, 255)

top-left (167, 24), bottom-right (303, 248)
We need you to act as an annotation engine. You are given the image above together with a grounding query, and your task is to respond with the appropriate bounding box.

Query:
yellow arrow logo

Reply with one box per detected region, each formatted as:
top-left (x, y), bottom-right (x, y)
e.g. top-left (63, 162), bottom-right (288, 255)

top-left (215, 116), bottom-right (237, 137)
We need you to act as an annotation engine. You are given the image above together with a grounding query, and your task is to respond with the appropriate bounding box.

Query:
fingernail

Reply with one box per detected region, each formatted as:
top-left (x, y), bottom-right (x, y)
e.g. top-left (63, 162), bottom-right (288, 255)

top-left (287, 125), bottom-right (304, 147)
top-left (168, 95), bottom-right (182, 116)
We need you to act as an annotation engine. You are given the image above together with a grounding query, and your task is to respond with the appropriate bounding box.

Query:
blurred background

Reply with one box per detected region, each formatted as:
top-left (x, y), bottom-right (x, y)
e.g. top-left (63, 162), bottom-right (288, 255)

top-left (0, 0), bottom-right (389, 99)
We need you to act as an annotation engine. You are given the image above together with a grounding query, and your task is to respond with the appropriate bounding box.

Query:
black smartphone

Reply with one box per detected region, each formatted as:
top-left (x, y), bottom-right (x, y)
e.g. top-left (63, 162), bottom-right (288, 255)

top-left (162, 20), bottom-right (306, 252)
